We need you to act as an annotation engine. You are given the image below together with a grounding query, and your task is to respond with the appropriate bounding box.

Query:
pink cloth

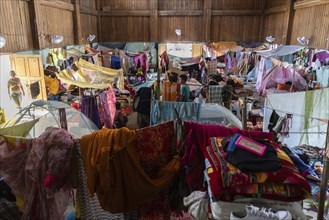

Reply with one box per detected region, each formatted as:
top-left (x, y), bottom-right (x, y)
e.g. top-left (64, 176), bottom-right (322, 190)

top-left (182, 121), bottom-right (274, 191)
top-left (100, 88), bottom-right (116, 128)
top-left (258, 65), bottom-right (308, 95)
top-left (0, 128), bottom-right (74, 220)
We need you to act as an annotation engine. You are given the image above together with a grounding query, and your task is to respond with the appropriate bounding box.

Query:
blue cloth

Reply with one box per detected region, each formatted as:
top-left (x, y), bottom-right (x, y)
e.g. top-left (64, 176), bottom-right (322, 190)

top-left (111, 55), bottom-right (121, 69)
top-left (151, 100), bottom-right (201, 125)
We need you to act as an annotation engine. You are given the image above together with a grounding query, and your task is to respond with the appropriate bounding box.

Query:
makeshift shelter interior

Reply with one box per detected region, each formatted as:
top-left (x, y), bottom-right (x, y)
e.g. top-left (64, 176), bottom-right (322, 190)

top-left (1, 0), bottom-right (329, 220)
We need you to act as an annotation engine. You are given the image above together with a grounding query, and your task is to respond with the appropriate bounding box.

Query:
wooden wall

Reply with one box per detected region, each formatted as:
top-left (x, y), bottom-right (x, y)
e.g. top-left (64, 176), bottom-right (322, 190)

top-left (1, 0), bottom-right (329, 53)
top-left (263, 0), bottom-right (329, 48)
top-left (0, 0), bottom-right (33, 53)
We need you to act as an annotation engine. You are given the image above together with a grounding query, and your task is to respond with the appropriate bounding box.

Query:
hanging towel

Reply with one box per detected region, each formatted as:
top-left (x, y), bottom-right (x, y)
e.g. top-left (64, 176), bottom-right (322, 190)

top-left (29, 81), bottom-right (40, 99)
top-left (151, 100), bottom-right (201, 125)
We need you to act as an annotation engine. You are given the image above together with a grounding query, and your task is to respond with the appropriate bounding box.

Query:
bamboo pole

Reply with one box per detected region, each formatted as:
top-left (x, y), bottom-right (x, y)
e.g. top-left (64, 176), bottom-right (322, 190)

top-left (317, 122), bottom-right (329, 220)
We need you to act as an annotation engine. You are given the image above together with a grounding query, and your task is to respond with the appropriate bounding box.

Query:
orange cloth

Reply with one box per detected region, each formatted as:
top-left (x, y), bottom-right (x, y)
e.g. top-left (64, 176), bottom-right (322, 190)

top-left (80, 127), bottom-right (180, 213)
top-left (163, 81), bottom-right (178, 101)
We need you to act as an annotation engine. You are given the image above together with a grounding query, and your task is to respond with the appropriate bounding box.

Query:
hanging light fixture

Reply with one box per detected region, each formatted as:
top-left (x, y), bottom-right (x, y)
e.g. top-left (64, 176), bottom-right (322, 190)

top-left (297, 36), bottom-right (309, 46)
top-left (87, 34), bottom-right (96, 42)
top-left (51, 35), bottom-right (64, 44)
top-left (0, 35), bottom-right (6, 48)
top-left (265, 36), bottom-right (275, 43)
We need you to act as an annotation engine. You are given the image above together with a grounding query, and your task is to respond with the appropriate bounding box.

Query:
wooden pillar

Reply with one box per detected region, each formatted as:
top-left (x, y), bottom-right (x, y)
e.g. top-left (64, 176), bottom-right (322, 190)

top-left (73, 0), bottom-right (82, 45)
top-left (96, 0), bottom-right (102, 42)
top-left (284, 0), bottom-right (295, 44)
top-left (29, 0), bottom-right (42, 49)
top-left (259, 0), bottom-right (266, 42)
top-left (203, 0), bottom-right (212, 41)
top-left (149, 0), bottom-right (158, 41)
top-left (317, 123), bottom-right (329, 220)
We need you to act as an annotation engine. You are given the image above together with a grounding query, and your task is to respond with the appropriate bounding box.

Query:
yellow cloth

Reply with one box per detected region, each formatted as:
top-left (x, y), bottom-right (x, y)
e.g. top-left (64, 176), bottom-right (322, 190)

top-left (80, 127), bottom-right (180, 213)
top-left (0, 108), bottom-right (6, 125)
top-left (58, 59), bottom-right (124, 90)
top-left (44, 76), bottom-right (59, 95)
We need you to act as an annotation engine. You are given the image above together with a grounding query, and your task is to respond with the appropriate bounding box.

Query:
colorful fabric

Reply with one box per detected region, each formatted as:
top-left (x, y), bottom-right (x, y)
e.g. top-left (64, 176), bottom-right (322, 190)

top-left (183, 121), bottom-right (274, 191)
top-left (0, 128), bottom-right (74, 220)
top-left (135, 121), bottom-right (176, 219)
top-left (80, 127), bottom-right (180, 213)
top-left (99, 89), bottom-right (116, 128)
top-left (81, 95), bottom-right (102, 129)
top-left (180, 84), bottom-right (190, 102)
top-left (151, 100), bottom-right (201, 125)
top-left (44, 76), bottom-right (60, 95)
top-left (207, 60), bottom-right (217, 75)
top-left (204, 137), bottom-right (311, 202)
top-left (208, 85), bottom-right (223, 104)
top-left (163, 82), bottom-right (178, 101)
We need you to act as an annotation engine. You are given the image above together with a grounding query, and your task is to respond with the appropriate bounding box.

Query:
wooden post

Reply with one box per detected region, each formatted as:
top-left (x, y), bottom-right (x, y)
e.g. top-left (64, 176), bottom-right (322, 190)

top-left (73, 0), bottom-right (82, 45)
top-left (259, 0), bottom-right (266, 42)
top-left (242, 97), bottom-right (248, 130)
top-left (203, 0), bottom-right (212, 41)
top-left (29, 0), bottom-right (42, 49)
top-left (96, 0), bottom-right (102, 42)
top-left (284, 0), bottom-right (295, 44)
top-left (317, 123), bottom-right (329, 220)
top-left (149, 0), bottom-right (158, 41)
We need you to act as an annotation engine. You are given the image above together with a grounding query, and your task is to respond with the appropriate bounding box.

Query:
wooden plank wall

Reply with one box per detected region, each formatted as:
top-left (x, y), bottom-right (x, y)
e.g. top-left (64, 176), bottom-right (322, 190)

top-left (0, 0), bottom-right (33, 53)
top-left (1, 0), bottom-right (329, 53)
top-left (263, 0), bottom-right (329, 48)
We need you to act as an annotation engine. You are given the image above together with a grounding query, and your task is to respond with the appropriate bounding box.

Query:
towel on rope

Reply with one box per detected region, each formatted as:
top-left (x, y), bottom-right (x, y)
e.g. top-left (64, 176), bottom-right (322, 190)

top-left (151, 100), bottom-right (201, 125)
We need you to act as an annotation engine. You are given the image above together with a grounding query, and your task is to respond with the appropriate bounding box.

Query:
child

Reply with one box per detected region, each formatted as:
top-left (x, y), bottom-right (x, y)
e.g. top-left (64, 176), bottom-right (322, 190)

top-left (114, 101), bottom-right (127, 128)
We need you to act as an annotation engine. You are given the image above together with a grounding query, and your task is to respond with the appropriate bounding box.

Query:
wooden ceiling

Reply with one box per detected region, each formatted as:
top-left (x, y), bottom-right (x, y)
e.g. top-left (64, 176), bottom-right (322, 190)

top-left (0, 0), bottom-right (328, 53)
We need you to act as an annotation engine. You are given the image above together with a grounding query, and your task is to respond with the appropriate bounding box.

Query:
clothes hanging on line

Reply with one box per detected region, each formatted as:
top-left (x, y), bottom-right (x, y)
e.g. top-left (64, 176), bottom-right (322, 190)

top-left (151, 100), bottom-right (201, 125)
top-left (80, 127), bottom-right (181, 213)
top-left (81, 95), bottom-right (102, 129)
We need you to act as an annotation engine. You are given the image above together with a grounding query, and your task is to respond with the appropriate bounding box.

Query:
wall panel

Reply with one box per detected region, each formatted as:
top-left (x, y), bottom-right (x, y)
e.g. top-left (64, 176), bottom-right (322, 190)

top-left (101, 16), bottom-right (150, 42)
top-left (42, 0), bottom-right (73, 3)
top-left (211, 15), bottom-right (262, 42)
top-left (158, 0), bottom-right (203, 10)
top-left (38, 5), bottom-right (75, 48)
top-left (101, 0), bottom-right (150, 11)
top-left (290, 4), bottom-right (329, 48)
top-left (158, 16), bottom-right (203, 41)
top-left (263, 12), bottom-right (287, 44)
top-left (80, 0), bottom-right (96, 9)
top-left (80, 14), bottom-right (98, 43)
top-left (265, 0), bottom-right (286, 9)
top-left (0, 0), bottom-right (33, 53)
top-left (212, 0), bottom-right (263, 10)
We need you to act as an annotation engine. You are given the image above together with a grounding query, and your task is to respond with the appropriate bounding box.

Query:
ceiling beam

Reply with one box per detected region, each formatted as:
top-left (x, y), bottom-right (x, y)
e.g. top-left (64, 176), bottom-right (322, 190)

top-left (39, 0), bottom-right (74, 11)
top-left (294, 0), bottom-right (329, 10)
top-left (28, 0), bottom-right (41, 49)
top-left (212, 10), bottom-right (262, 16)
top-left (73, 0), bottom-right (82, 45)
top-left (264, 6), bottom-right (287, 15)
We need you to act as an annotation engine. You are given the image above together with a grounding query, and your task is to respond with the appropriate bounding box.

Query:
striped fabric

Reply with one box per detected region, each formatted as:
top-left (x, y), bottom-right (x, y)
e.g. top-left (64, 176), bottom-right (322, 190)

top-left (207, 60), bottom-right (218, 75)
top-left (74, 142), bottom-right (138, 220)
top-left (208, 85), bottom-right (223, 104)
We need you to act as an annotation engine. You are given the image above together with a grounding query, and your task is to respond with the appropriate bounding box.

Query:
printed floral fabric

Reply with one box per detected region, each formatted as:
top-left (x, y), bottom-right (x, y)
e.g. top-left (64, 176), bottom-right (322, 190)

top-left (0, 128), bottom-right (74, 220)
top-left (204, 137), bottom-right (311, 202)
top-left (99, 88), bottom-right (116, 128)
top-left (135, 121), bottom-right (177, 219)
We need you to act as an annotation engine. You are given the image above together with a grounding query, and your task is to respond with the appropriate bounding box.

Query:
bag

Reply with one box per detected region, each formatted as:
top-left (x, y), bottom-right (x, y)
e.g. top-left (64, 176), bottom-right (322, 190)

top-left (133, 94), bottom-right (140, 112)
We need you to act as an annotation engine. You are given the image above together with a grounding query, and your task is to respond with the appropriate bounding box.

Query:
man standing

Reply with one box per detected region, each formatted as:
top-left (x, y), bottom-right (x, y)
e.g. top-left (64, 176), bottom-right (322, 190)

top-left (7, 70), bottom-right (25, 111)
top-left (179, 74), bottom-right (190, 102)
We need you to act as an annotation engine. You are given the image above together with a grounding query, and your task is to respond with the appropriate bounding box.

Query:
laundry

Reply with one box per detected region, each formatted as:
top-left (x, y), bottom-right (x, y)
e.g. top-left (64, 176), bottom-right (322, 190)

top-left (80, 127), bottom-right (181, 213)
top-left (29, 81), bottom-right (40, 99)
